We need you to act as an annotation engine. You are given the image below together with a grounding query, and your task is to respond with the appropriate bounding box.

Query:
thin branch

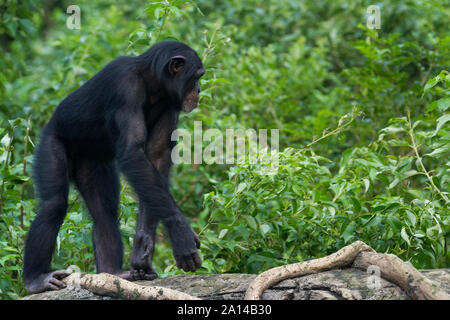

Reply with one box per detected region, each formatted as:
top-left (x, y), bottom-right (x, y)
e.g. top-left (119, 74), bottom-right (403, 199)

top-left (0, 125), bottom-right (14, 213)
top-left (20, 119), bottom-right (31, 229)
top-left (305, 108), bottom-right (360, 149)
top-left (406, 110), bottom-right (448, 203)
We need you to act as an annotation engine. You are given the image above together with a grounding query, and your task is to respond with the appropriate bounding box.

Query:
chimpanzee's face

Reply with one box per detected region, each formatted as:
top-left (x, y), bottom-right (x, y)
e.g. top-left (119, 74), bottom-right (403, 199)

top-left (181, 68), bottom-right (205, 113)
top-left (167, 54), bottom-right (205, 113)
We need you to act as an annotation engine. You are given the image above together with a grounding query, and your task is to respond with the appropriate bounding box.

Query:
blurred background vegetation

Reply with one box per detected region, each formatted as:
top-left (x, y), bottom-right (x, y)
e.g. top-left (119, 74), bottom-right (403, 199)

top-left (0, 0), bottom-right (449, 299)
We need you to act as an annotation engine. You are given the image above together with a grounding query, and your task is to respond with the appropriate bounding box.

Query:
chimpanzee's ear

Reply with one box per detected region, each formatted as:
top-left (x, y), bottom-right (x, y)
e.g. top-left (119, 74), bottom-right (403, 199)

top-left (168, 56), bottom-right (186, 75)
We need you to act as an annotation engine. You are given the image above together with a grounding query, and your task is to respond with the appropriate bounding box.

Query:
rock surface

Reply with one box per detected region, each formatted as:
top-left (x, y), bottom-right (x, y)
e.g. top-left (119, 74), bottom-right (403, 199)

top-left (22, 268), bottom-right (450, 300)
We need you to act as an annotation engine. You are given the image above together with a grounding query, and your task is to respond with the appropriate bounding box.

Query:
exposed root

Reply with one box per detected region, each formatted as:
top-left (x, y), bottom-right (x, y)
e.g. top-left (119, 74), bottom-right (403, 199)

top-left (63, 272), bottom-right (200, 300)
top-left (245, 240), bottom-right (373, 299)
top-left (353, 251), bottom-right (450, 300)
top-left (245, 241), bottom-right (449, 300)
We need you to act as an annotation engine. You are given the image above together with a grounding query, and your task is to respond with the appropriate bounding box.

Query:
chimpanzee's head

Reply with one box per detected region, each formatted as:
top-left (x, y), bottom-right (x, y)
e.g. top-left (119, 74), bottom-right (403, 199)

top-left (147, 41), bottom-right (205, 113)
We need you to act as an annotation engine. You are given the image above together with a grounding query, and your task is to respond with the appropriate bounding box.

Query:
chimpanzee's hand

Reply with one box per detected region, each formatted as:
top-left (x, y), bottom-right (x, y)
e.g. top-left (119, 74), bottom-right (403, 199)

top-left (163, 214), bottom-right (202, 272)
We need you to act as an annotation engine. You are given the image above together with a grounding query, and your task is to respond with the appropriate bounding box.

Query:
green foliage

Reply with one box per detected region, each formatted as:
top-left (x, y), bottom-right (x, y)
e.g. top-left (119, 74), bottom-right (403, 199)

top-left (201, 79), bottom-right (449, 273)
top-left (0, 118), bottom-right (33, 298)
top-left (0, 0), bottom-right (449, 299)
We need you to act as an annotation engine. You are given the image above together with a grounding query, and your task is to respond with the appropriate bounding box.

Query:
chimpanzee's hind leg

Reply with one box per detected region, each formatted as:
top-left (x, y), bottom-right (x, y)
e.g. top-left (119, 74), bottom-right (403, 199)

top-left (73, 159), bottom-right (128, 277)
top-left (23, 134), bottom-right (72, 294)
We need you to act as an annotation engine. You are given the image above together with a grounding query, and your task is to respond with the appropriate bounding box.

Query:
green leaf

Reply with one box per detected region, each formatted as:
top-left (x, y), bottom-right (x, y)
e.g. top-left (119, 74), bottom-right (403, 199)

top-left (235, 182), bottom-right (247, 194)
top-left (260, 224), bottom-right (271, 236)
top-left (342, 222), bottom-right (355, 242)
top-left (389, 178), bottom-right (400, 189)
top-left (245, 215), bottom-right (257, 230)
top-left (426, 100), bottom-right (438, 112)
top-left (351, 197), bottom-right (361, 213)
top-left (387, 216), bottom-right (402, 233)
top-left (423, 77), bottom-right (439, 92)
top-left (424, 145), bottom-right (450, 158)
top-left (379, 126), bottom-right (405, 134)
top-left (363, 178), bottom-right (370, 193)
top-left (433, 114), bottom-right (450, 136)
top-left (19, 19), bottom-right (35, 34)
top-left (405, 210), bottom-right (417, 227)
top-left (292, 184), bottom-right (305, 197)
top-left (401, 170), bottom-right (420, 180)
top-left (0, 254), bottom-right (18, 266)
top-left (426, 225), bottom-right (441, 239)
top-left (388, 139), bottom-right (410, 147)
top-left (437, 97), bottom-right (450, 111)
top-left (401, 227), bottom-right (410, 245)
top-left (218, 229), bottom-right (228, 240)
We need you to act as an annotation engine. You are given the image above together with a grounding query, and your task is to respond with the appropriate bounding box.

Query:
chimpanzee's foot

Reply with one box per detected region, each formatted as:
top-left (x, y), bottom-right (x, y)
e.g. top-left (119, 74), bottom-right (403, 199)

top-left (130, 268), bottom-right (158, 281)
top-left (25, 270), bottom-right (72, 294)
top-left (129, 231), bottom-right (158, 280)
top-left (111, 269), bottom-right (158, 281)
top-left (110, 270), bottom-right (132, 280)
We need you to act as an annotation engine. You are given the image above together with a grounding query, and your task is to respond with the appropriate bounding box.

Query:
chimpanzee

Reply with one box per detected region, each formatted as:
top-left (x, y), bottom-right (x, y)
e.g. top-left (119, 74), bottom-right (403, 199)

top-left (23, 41), bottom-right (205, 294)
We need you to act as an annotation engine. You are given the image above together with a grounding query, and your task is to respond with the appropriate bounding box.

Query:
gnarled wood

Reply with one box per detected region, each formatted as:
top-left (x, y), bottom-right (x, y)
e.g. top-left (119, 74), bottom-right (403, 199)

top-left (245, 241), bottom-right (449, 300)
top-left (245, 240), bottom-right (374, 299)
top-left (62, 272), bottom-right (199, 300)
top-left (353, 251), bottom-right (450, 300)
